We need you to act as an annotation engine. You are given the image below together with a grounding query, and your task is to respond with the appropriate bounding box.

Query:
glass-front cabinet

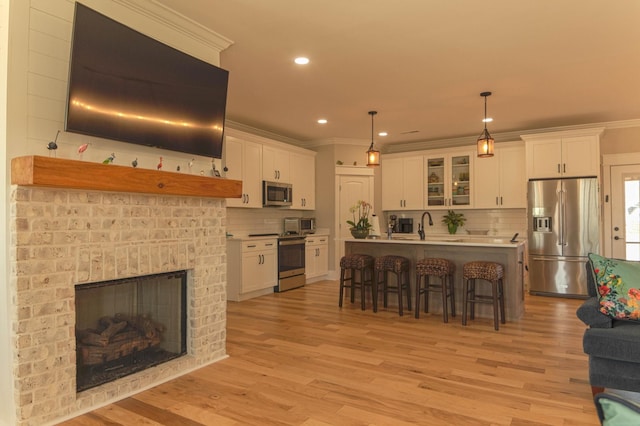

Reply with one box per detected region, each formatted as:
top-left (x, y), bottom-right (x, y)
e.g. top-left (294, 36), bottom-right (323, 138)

top-left (425, 151), bottom-right (473, 209)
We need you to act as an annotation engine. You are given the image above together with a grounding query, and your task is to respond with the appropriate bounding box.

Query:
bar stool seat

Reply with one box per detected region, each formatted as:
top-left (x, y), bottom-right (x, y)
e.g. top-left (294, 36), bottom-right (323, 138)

top-left (339, 254), bottom-right (376, 311)
top-left (415, 258), bottom-right (455, 322)
top-left (375, 255), bottom-right (412, 316)
top-left (462, 261), bottom-right (505, 330)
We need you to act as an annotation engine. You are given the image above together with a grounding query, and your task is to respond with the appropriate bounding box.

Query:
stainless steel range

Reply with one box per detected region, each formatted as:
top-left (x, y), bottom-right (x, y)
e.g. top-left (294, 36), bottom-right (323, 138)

top-left (275, 234), bottom-right (306, 292)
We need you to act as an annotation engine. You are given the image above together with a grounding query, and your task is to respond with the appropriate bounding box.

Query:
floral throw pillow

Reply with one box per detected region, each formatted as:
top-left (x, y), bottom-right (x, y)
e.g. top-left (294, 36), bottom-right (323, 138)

top-left (588, 253), bottom-right (640, 321)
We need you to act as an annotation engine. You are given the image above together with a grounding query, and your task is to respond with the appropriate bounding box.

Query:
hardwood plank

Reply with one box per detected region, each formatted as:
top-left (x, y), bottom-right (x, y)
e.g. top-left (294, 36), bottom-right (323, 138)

top-left (59, 280), bottom-right (599, 425)
top-left (11, 155), bottom-right (242, 198)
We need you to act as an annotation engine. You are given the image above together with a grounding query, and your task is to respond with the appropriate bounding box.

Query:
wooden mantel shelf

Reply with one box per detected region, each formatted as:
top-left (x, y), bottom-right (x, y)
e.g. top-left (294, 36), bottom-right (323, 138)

top-left (11, 156), bottom-right (242, 199)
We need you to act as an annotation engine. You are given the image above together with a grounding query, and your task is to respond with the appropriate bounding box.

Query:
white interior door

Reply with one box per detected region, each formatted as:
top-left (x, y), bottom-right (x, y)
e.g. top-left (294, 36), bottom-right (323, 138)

top-left (336, 174), bottom-right (374, 263)
top-left (611, 164), bottom-right (640, 260)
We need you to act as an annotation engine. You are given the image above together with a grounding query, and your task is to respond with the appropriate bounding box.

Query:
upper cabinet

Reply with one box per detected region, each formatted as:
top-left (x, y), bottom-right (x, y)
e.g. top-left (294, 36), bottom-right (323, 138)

top-left (425, 150), bottom-right (473, 210)
top-left (223, 136), bottom-right (263, 208)
top-left (263, 145), bottom-right (291, 182)
top-left (224, 129), bottom-right (316, 210)
top-left (381, 155), bottom-right (424, 210)
top-left (522, 128), bottom-right (604, 179)
top-left (474, 142), bottom-right (526, 209)
top-left (290, 151), bottom-right (316, 210)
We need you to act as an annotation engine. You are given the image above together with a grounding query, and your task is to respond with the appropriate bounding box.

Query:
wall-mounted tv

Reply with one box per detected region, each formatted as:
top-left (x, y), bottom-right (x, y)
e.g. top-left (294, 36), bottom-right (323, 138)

top-left (65, 3), bottom-right (229, 159)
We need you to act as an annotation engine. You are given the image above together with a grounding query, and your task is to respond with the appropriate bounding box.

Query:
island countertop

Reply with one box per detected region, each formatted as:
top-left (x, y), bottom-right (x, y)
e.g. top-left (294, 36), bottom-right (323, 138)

top-left (345, 236), bottom-right (526, 321)
top-left (344, 234), bottom-right (525, 248)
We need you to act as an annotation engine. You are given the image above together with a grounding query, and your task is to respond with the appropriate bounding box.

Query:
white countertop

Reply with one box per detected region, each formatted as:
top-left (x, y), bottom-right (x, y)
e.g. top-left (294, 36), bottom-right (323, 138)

top-left (347, 234), bottom-right (525, 248)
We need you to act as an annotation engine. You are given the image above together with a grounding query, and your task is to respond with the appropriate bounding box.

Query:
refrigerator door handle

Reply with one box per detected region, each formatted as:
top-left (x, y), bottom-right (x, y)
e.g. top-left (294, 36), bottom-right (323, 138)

top-left (559, 188), bottom-right (567, 246)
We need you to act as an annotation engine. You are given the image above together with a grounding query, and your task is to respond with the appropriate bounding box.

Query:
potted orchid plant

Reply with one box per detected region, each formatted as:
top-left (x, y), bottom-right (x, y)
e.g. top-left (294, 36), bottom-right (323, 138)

top-left (347, 200), bottom-right (373, 238)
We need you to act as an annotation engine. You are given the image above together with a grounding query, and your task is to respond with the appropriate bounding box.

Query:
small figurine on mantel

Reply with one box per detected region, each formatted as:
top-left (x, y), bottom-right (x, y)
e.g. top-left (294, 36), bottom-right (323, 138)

top-left (77, 142), bottom-right (89, 159)
top-left (188, 158), bottom-right (195, 174)
top-left (131, 158), bottom-right (138, 168)
top-left (211, 159), bottom-right (220, 177)
top-left (102, 153), bottom-right (115, 164)
top-left (157, 156), bottom-right (163, 170)
top-left (47, 130), bottom-right (60, 157)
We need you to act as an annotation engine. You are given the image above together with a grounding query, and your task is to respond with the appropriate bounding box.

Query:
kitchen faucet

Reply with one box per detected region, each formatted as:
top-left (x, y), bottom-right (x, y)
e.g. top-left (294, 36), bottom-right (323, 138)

top-left (417, 211), bottom-right (433, 240)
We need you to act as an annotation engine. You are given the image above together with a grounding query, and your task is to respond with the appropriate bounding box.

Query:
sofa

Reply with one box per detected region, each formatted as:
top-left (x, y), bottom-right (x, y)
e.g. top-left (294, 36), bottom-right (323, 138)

top-left (576, 256), bottom-right (640, 395)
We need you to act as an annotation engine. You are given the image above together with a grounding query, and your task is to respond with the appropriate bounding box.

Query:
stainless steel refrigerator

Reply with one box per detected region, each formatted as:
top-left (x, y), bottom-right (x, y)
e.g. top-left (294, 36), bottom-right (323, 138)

top-left (527, 177), bottom-right (600, 297)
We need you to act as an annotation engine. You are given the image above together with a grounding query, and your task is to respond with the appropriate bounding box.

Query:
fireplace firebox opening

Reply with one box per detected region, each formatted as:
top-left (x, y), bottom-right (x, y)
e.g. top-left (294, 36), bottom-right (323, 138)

top-left (75, 271), bottom-right (188, 392)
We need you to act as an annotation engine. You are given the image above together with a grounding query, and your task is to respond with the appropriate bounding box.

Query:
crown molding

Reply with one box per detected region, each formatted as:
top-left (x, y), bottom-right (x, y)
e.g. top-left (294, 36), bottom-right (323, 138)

top-left (382, 119), bottom-right (640, 154)
top-left (225, 121), bottom-right (302, 146)
top-left (224, 118), bottom-right (640, 154)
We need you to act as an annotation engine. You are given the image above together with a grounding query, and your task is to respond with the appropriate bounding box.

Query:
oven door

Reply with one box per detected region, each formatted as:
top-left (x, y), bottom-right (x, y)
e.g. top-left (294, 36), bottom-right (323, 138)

top-left (276, 238), bottom-right (306, 292)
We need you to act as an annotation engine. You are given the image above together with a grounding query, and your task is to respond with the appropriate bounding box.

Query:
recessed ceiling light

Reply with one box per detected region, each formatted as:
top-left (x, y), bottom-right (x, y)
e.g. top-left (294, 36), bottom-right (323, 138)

top-left (317, 119), bottom-right (327, 124)
top-left (294, 57), bottom-right (310, 65)
top-left (483, 117), bottom-right (493, 123)
top-left (378, 132), bottom-right (388, 137)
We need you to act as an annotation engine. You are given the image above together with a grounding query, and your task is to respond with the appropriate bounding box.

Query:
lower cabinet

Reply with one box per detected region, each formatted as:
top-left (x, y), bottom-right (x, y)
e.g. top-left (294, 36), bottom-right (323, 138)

top-left (227, 238), bottom-right (277, 301)
top-left (305, 235), bottom-right (328, 281)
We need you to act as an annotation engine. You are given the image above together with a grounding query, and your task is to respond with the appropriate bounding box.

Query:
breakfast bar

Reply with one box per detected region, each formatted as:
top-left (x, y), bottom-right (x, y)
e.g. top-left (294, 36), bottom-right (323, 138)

top-left (344, 236), bottom-right (526, 321)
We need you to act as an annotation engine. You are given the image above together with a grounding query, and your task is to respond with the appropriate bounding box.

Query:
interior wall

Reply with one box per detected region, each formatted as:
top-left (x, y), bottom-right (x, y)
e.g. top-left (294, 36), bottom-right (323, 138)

top-left (601, 126), bottom-right (640, 155)
top-left (3, 1), bottom-right (230, 424)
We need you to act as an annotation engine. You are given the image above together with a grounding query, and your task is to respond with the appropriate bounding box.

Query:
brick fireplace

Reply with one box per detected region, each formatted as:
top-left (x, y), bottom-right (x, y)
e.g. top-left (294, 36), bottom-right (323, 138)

top-left (9, 156), bottom-right (241, 425)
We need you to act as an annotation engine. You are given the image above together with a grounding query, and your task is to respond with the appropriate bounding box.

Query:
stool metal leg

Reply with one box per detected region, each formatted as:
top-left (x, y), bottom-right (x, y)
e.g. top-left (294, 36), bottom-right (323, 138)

top-left (462, 278), bottom-right (469, 326)
top-left (499, 278), bottom-right (506, 324)
top-left (371, 267), bottom-right (379, 313)
top-left (396, 271), bottom-right (403, 317)
top-left (339, 267), bottom-right (347, 308)
top-left (360, 267), bottom-right (366, 311)
top-left (449, 273), bottom-right (456, 317)
top-left (492, 279), bottom-right (499, 330)
top-left (405, 270), bottom-right (412, 312)
top-left (414, 274), bottom-right (422, 319)
top-left (441, 276), bottom-right (449, 323)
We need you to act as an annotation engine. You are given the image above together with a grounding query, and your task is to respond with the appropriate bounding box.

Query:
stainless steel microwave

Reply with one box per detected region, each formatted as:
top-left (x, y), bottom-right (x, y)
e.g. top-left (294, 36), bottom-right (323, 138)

top-left (263, 181), bottom-right (292, 207)
top-left (284, 217), bottom-right (316, 235)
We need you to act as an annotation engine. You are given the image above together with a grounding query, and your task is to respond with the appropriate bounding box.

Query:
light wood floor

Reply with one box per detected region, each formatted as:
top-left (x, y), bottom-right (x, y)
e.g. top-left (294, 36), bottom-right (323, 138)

top-left (60, 280), bottom-right (598, 425)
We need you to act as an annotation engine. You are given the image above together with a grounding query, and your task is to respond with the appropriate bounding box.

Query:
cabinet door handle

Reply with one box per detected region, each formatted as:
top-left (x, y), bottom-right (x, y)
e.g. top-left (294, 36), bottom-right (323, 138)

top-left (496, 196), bottom-right (499, 206)
top-left (563, 163), bottom-right (566, 173)
top-left (500, 196), bottom-right (503, 205)
top-left (247, 244), bottom-right (257, 248)
top-left (557, 163), bottom-right (561, 173)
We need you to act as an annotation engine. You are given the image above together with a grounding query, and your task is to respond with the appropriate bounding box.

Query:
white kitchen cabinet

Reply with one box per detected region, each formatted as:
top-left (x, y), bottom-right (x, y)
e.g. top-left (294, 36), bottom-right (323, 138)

top-left (425, 150), bottom-right (473, 209)
top-left (290, 151), bottom-right (316, 210)
top-left (263, 145), bottom-right (290, 182)
top-left (474, 143), bottom-right (526, 209)
top-left (227, 238), bottom-right (277, 301)
top-left (305, 235), bottom-right (328, 281)
top-left (223, 136), bottom-right (262, 208)
top-left (381, 155), bottom-right (424, 210)
top-left (522, 128), bottom-right (603, 179)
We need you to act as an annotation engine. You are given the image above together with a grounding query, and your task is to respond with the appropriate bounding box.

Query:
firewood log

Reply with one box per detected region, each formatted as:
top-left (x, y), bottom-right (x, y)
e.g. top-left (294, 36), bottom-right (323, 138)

top-left (100, 320), bottom-right (127, 339)
top-left (80, 331), bottom-right (108, 347)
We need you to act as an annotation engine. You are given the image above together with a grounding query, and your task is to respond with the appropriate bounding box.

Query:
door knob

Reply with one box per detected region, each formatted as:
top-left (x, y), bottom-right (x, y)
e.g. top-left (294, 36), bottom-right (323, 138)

top-left (614, 226), bottom-right (620, 231)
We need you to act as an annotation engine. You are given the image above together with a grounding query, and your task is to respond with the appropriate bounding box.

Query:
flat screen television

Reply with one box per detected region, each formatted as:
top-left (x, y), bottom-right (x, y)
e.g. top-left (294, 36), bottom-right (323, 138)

top-left (65, 3), bottom-right (229, 159)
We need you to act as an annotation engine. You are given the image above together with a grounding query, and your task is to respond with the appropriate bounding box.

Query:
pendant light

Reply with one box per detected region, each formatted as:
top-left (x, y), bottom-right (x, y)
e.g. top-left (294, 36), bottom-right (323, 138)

top-left (366, 110), bottom-right (380, 167)
top-left (477, 91), bottom-right (494, 158)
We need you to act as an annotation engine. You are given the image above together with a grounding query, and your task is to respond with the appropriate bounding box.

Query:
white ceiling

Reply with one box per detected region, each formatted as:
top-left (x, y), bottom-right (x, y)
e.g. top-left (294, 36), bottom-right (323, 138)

top-left (156, 0), bottom-right (640, 149)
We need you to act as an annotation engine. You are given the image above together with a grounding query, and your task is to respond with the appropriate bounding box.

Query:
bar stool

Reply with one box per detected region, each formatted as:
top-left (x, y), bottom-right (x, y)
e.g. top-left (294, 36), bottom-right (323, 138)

top-left (375, 255), bottom-right (412, 316)
top-left (462, 261), bottom-right (505, 331)
top-left (339, 254), bottom-right (376, 311)
top-left (415, 258), bottom-right (455, 322)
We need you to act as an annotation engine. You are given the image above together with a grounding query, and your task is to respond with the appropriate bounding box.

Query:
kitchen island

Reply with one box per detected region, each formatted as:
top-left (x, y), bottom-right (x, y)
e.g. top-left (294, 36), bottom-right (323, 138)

top-left (344, 236), bottom-right (526, 321)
